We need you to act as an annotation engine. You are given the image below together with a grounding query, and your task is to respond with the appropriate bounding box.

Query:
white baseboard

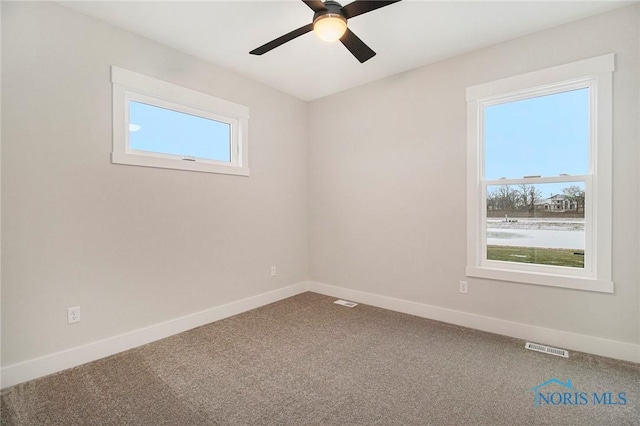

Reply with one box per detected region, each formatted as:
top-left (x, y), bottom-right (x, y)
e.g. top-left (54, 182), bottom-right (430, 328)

top-left (4, 280), bottom-right (637, 389)
top-left (308, 281), bottom-right (640, 364)
top-left (1, 282), bottom-right (310, 389)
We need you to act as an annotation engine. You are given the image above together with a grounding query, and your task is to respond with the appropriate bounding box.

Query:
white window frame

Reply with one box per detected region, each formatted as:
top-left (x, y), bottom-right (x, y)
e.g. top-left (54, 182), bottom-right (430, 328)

top-left (111, 66), bottom-right (249, 176)
top-left (466, 54), bottom-right (614, 293)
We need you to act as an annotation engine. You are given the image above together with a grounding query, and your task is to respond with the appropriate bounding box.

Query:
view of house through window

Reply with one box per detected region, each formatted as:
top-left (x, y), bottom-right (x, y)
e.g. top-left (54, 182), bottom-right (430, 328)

top-left (486, 182), bottom-right (586, 268)
top-left (483, 88), bottom-right (589, 269)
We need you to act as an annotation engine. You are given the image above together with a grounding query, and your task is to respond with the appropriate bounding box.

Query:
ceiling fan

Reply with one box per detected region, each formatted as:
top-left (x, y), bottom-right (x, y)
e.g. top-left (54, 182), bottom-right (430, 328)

top-left (250, 0), bottom-right (402, 63)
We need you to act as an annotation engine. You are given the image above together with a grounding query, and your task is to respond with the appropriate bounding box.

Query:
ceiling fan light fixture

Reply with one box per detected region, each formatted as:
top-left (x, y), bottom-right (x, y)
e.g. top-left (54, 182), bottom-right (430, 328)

top-left (313, 13), bottom-right (347, 42)
top-left (250, 0), bottom-right (402, 62)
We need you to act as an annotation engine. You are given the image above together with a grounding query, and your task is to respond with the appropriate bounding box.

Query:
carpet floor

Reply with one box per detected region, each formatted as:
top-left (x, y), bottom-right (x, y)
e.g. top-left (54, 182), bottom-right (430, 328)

top-left (2, 292), bottom-right (639, 425)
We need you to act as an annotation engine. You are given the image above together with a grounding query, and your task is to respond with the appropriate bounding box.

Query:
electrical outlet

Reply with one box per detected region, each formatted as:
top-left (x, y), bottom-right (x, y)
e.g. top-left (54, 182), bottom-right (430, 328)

top-left (271, 266), bottom-right (277, 277)
top-left (67, 306), bottom-right (80, 324)
top-left (459, 281), bottom-right (468, 294)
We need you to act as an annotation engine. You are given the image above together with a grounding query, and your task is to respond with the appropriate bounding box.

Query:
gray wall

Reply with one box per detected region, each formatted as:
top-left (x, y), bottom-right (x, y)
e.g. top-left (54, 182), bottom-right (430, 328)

top-left (308, 5), bottom-right (639, 345)
top-left (1, 1), bottom-right (309, 366)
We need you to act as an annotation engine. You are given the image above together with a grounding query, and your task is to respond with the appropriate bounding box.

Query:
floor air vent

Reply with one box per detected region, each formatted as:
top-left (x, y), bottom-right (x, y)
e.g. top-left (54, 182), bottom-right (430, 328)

top-left (334, 299), bottom-right (358, 308)
top-left (525, 342), bottom-right (569, 358)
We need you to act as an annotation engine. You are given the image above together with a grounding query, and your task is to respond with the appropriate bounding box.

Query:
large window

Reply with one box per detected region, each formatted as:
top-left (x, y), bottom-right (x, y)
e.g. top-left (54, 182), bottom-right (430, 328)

top-left (111, 66), bottom-right (249, 176)
top-left (466, 55), bottom-right (614, 292)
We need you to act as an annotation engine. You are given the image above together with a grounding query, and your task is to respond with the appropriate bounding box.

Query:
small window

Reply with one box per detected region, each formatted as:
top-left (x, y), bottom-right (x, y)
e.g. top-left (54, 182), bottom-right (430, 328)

top-left (129, 100), bottom-right (232, 162)
top-left (466, 55), bottom-right (614, 293)
top-left (111, 66), bottom-right (249, 176)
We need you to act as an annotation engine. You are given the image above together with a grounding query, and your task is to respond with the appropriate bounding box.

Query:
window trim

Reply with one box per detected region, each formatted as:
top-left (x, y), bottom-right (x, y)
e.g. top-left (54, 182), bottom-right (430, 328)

top-left (466, 54), bottom-right (614, 293)
top-left (111, 66), bottom-right (249, 176)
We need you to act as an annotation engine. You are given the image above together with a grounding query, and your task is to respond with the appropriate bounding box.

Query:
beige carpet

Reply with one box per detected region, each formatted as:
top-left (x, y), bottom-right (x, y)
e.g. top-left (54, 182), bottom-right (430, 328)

top-left (2, 292), bottom-right (639, 425)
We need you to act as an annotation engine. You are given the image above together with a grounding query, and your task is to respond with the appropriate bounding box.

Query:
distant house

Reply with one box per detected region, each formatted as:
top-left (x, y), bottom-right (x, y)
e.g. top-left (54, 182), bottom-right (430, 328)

top-left (535, 194), bottom-right (577, 212)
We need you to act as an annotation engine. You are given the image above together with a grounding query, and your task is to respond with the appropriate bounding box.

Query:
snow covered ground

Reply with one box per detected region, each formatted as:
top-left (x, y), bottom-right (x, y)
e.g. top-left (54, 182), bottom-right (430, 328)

top-left (486, 218), bottom-right (585, 249)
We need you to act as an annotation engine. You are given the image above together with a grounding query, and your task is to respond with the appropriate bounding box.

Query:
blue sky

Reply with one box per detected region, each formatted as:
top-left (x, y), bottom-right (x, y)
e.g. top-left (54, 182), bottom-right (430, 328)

top-left (484, 88), bottom-right (589, 183)
top-left (129, 101), bottom-right (231, 162)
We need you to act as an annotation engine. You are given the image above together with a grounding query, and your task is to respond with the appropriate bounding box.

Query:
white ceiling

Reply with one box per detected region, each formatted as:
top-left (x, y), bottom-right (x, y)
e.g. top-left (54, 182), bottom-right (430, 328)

top-left (57, 1), bottom-right (634, 100)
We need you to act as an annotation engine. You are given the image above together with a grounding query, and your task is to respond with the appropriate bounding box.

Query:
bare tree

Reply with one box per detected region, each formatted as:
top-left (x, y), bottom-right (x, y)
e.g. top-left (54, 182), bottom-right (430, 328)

top-left (486, 187), bottom-right (499, 211)
top-left (496, 185), bottom-right (519, 211)
top-left (528, 186), bottom-right (543, 212)
top-left (562, 185), bottom-right (586, 214)
top-left (517, 184), bottom-right (543, 212)
top-left (518, 184), bottom-right (529, 211)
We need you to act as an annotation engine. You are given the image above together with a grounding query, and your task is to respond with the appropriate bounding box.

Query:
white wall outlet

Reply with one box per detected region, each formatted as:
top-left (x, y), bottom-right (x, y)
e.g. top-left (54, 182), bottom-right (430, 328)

top-left (67, 306), bottom-right (80, 324)
top-left (459, 281), bottom-right (468, 294)
top-left (271, 266), bottom-right (277, 277)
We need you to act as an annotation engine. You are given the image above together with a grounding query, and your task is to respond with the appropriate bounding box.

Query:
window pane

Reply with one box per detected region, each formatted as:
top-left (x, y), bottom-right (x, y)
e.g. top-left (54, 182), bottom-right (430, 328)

top-left (486, 182), bottom-right (585, 268)
top-left (484, 88), bottom-right (589, 180)
top-left (129, 101), bottom-right (231, 162)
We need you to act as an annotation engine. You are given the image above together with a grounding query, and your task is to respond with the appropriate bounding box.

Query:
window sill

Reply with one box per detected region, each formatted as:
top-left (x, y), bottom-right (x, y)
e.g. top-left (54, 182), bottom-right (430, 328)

top-left (112, 152), bottom-right (250, 176)
top-left (466, 266), bottom-right (613, 293)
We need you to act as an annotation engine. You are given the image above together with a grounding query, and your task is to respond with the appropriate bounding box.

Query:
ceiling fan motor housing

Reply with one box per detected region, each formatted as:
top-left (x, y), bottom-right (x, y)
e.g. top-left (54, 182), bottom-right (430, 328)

top-left (312, 1), bottom-right (345, 23)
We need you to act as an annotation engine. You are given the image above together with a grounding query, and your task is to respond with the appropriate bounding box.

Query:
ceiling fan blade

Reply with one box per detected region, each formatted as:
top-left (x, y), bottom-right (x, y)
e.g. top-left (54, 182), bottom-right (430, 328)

top-left (250, 23), bottom-right (314, 55)
top-left (302, 0), bottom-right (327, 13)
top-left (340, 28), bottom-right (376, 63)
top-left (341, 0), bottom-right (402, 20)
